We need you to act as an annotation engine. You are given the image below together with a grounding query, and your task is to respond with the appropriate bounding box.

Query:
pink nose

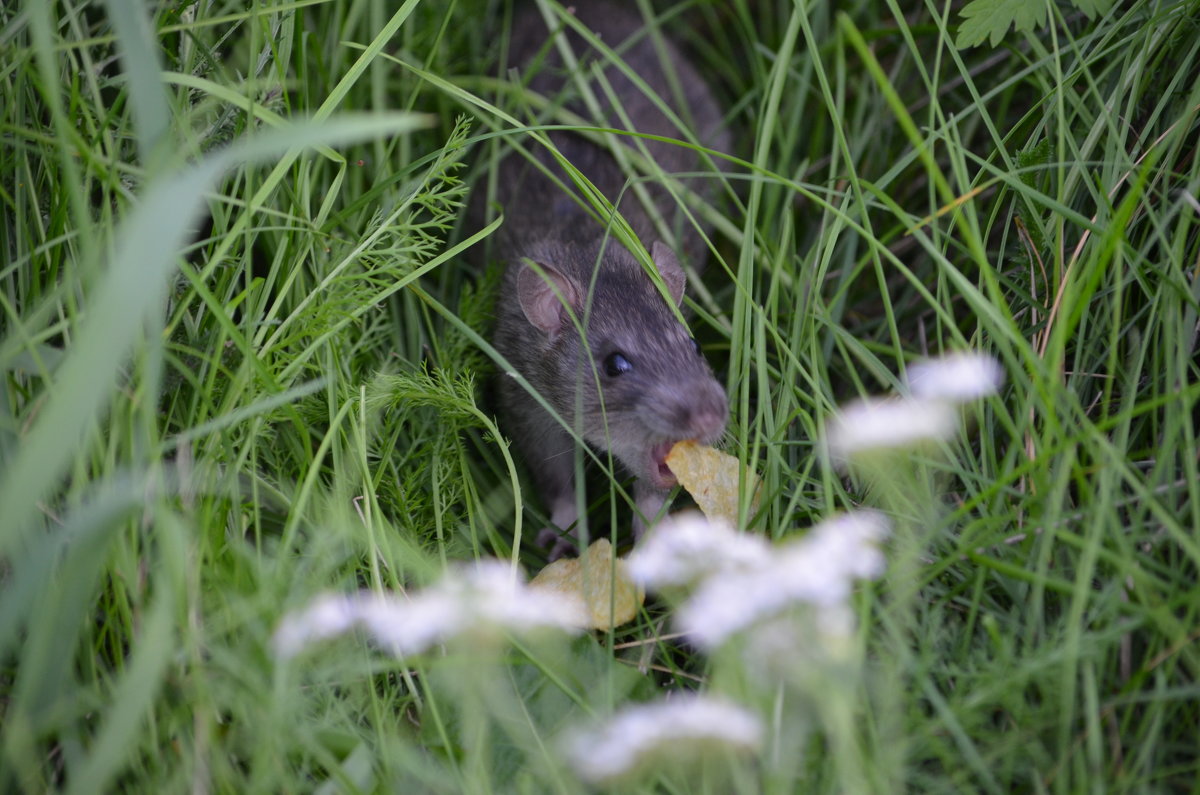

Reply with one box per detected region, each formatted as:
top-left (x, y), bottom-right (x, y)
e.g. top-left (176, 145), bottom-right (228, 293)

top-left (689, 404), bottom-right (726, 441)
top-left (680, 385), bottom-right (727, 441)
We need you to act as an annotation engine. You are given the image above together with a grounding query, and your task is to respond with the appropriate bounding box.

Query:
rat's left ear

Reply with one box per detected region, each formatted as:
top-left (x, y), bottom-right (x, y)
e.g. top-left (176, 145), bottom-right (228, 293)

top-left (651, 240), bottom-right (686, 306)
top-left (516, 260), bottom-right (580, 339)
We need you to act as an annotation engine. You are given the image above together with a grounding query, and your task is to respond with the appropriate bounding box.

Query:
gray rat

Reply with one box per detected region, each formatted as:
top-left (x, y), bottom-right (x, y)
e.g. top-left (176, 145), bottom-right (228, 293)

top-left (475, 1), bottom-right (730, 558)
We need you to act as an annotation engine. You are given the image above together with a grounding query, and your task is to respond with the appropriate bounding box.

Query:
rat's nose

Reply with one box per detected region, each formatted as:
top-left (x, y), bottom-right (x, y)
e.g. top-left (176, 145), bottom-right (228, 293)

top-left (678, 382), bottom-right (728, 442)
top-left (689, 403), bottom-right (727, 442)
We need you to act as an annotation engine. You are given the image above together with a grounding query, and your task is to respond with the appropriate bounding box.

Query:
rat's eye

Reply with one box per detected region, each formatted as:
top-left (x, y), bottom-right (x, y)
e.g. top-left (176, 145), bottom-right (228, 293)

top-left (690, 337), bottom-right (702, 356)
top-left (604, 352), bottom-right (633, 377)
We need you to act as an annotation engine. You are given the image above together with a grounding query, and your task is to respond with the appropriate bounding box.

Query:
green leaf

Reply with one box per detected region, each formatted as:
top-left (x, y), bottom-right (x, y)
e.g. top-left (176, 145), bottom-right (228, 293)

top-left (1015, 138), bottom-right (1053, 190)
top-left (957, 0), bottom-right (1116, 48)
top-left (956, 0), bottom-right (1047, 48)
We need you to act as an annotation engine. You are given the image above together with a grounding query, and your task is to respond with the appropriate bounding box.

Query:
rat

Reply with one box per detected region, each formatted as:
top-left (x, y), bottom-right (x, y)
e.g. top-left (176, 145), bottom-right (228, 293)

top-left (474, 1), bottom-right (730, 558)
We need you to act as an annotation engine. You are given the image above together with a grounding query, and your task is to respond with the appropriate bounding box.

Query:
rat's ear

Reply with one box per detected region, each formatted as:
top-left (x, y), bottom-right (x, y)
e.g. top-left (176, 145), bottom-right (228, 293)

top-left (651, 241), bottom-right (686, 306)
top-left (517, 261), bottom-right (580, 337)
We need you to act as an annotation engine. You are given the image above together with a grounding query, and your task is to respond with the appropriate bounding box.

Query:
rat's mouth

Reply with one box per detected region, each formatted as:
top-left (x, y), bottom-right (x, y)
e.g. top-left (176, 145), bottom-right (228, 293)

top-left (648, 440), bottom-right (679, 490)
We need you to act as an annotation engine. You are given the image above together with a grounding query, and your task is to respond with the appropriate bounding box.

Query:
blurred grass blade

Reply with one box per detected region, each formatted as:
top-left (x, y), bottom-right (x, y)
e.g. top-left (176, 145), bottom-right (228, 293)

top-left (64, 590), bottom-right (175, 795)
top-left (63, 513), bottom-right (186, 795)
top-left (0, 113), bottom-right (428, 560)
top-left (2, 477), bottom-right (147, 787)
top-left (0, 475), bottom-right (141, 665)
top-left (103, 0), bottom-right (170, 165)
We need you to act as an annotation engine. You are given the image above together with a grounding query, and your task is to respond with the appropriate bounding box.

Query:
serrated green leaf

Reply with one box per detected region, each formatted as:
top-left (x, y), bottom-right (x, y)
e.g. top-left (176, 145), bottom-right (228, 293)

top-left (956, 0), bottom-right (1048, 48)
top-left (1015, 138), bottom-right (1053, 190)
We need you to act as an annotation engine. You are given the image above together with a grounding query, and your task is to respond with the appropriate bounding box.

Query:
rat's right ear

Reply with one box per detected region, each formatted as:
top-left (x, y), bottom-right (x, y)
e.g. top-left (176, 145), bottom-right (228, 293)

top-left (517, 261), bottom-right (580, 337)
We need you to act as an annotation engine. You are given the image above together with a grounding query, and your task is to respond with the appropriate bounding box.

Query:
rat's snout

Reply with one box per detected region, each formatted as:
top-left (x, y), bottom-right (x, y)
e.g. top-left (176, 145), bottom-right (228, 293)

top-left (666, 378), bottom-right (728, 443)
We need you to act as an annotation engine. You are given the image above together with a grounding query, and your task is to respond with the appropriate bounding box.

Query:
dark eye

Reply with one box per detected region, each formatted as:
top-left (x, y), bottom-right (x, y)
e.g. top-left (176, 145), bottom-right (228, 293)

top-left (690, 338), bottom-right (702, 356)
top-left (604, 352), bottom-right (633, 377)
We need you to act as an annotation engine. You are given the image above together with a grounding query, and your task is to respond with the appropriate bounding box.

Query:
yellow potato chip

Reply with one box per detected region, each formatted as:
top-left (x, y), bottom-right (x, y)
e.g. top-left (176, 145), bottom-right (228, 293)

top-left (529, 538), bottom-right (644, 630)
top-left (665, 441), bottom-right (760, 526)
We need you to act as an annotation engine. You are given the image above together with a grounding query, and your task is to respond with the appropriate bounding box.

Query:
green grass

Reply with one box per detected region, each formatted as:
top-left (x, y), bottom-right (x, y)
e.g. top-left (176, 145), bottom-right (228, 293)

top-left (3, 0), bottom-right (1199, 791)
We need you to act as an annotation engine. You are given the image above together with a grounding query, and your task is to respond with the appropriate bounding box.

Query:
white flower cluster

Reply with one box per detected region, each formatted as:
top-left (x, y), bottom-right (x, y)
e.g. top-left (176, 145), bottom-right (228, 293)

top-left (827, 397), bottom-right (958, 456)
top-left (564, 695), bottom-right (763, 785)
top-left (628, 511), bottom-right (889, 650)
top-left (626, 512), bottom-right (770, 587)
top-left (906, 351), bottom-right (1004, 402)
top-left (828, 351), bottom-right (1003, 459)
top-left (272, 561), bottom-right (584, 660)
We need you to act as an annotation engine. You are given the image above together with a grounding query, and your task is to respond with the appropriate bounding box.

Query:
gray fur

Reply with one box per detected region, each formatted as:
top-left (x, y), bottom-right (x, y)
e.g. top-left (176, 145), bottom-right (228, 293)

top-left (476, 1), bottom-right (729, 556)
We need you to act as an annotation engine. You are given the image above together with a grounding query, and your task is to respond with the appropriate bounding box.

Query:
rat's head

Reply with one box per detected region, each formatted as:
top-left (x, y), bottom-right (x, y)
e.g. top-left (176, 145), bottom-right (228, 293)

top-left (515, 240), bottom-right (728, 488)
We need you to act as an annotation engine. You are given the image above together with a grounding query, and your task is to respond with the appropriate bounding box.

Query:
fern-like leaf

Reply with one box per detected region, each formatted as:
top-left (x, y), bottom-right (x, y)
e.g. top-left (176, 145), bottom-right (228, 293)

top-left (956, 0), bottom-right (1047, 48)
top-left (956, 0), bottom-right (1115, 49)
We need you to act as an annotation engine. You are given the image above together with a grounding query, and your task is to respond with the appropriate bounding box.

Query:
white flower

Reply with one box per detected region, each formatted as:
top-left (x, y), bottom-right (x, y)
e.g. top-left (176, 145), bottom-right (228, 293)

top-left (674, 511), bottom-right (890, 649)
top-left (272, 592), bottom-right (362, 659)
top-left (272, 561), bottom-right (584, 659)
top-left (827, 396), bottom-right (958, 458)
top-left (675, 569), bottom-right (790, 649)
top-left (798, 510), bottom-right (890, 582)
top-left (564, 695), bottom-right (762, 784)
top-left (626, 512), bottom-right (771, 588)
top-left (740, 609), bottom-right (855, 674)
top-left (905, 352), bottom-right (1003, 402)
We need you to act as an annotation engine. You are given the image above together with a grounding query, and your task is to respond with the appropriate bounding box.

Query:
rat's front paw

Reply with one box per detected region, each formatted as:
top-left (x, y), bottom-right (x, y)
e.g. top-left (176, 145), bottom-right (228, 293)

top-left (537, 526), bottom-right (578, 561)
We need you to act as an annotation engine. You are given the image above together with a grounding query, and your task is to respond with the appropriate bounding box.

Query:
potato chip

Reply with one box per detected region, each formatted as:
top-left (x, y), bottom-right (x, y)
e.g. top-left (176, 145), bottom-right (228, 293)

top-left (529, 538), bottom-right (644, 630)
top-left (665, 441), bottom-right (760, 526)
